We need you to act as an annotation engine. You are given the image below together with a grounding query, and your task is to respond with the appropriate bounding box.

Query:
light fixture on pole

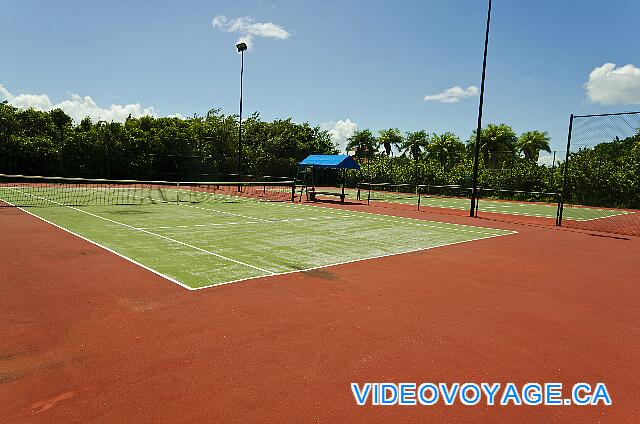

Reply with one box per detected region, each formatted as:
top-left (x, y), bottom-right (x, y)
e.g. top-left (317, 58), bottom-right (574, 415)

top-left (236, 42), bottom-right (247, 177)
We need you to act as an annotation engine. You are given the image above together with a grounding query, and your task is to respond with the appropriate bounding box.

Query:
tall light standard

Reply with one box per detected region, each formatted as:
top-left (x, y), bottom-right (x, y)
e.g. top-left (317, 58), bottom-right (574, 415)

top-left (236, 42), bottom-right (247, 178)
top-left (470, 0), bottom-right (492, 217)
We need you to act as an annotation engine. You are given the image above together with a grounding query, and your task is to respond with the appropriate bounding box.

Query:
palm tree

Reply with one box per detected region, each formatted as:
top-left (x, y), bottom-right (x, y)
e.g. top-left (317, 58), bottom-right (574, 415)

top-left (517, 130), bottom-right (551, 161)
top-left (346, 129), bottom-right (377, 161)
top-left (377, 128), bottom-right (404, 180)
top-left (399, 130), bottom-right (430, 187)
top-left (399, 130), bottom-right (429, 161)
top-left (346, 129), bottom-right (378, 179)
top-left (469, 124), bottom-right (517, 169)
top-left (429, 132), bottom-right (465, 171)
top-left (378, 128), bottom-right (403, 156)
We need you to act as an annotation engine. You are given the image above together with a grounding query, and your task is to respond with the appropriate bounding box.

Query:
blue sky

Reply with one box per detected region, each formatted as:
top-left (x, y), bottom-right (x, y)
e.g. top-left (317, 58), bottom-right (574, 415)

top-left (2, 0), bottom-right (640, 157)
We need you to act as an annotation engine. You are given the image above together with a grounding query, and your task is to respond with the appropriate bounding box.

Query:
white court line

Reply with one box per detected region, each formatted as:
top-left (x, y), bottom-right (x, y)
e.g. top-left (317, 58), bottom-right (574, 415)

top-left (179, 202), bottom-right (276, 222)
top-left (189, 230), bottom-right (517, 290)
top-left (6, 209), bottom-right (515, 292)
top-left (5, 183), bottom-right (520, 237)
top-left (373, 193), bottom-right (634, 221)
top-left (168, 195), bottom-right (500, 235)
top-left (271, 201), bottom-right (505, 235)
top-left (6, 189), bottom-right (273, 276)
top-left (2, 186), bottom-right (629, 221)
top-left (276, 192), bottom-right (634, 224)
top-left (2, 199), bottom-right (194, 291)
top-left (152, 186), bottom-right (505, 235)
top-left (60, 205), bottom-right (274, 275)
top-left (566, 210), bottom-right (634, 222)
top-left (3, 189), bottom-right (517, 291)
top-left (138, 217), bottom-right (320, 230)
top-left (5, 184), bottom-right (504, 236)
top-left (178, 187), bottom-right (623, 223)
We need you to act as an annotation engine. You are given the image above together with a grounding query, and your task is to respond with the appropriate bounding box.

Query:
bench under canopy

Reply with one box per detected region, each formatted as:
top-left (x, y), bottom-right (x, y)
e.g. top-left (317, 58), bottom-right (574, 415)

top-left (298, 155), bottom-right (360, 203)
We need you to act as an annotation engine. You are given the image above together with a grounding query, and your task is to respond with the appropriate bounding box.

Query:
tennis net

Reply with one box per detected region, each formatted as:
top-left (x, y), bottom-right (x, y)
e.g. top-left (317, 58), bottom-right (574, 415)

top-left (0, 174), bottom-right (295, 207)
top-left (357, 182), bottom-right (417, 203)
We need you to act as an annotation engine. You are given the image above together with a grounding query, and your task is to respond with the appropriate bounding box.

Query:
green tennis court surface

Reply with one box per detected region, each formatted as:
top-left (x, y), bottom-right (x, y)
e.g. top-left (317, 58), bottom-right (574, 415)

top-left (4, 188), bottom-right (514, 289)
top-left (317, 187), bottom-right (631, 221)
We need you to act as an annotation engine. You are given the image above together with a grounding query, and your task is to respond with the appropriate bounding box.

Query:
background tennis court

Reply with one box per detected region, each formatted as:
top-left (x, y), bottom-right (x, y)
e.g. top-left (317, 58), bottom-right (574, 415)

top-left (318, 186), bottom-right (630, 221)
top-left (2, 183), bottom-right (514, 289)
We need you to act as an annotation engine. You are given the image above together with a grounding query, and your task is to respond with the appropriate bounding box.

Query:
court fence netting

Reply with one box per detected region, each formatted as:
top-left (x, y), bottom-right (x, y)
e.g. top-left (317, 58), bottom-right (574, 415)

top-left (354, 182), bottom-right (560, 220)
top-left (557, 112), bottom-right (640, 236)
top-left (0, 174), bottom-right (296, 207)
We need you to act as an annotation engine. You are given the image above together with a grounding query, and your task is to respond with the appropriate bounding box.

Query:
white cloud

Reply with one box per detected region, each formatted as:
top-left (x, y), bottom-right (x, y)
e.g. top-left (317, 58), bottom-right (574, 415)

top-left (423, 85), bottom-right (479, 103)
top-left (585, 63), bottom-right (640, 105)
top-left (0, 84), bottom-right (158, 123)
top-left (319, 119), bottom-right (358, 153)
top-left (212, 15), bottom-right (290, 50)
top-left (537, 153), bottom-right (557, 167)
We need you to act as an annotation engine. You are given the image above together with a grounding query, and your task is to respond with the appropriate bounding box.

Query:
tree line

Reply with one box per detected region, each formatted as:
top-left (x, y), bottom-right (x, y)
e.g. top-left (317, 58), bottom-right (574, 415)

top-left (344, 124), bottom-right (557, 193)
top-left (343, 123), bottom-right (639, 209)
top-left (0, 102), bottom-right (336, 180)
top-left (1, 101), bottom-right (638, 208)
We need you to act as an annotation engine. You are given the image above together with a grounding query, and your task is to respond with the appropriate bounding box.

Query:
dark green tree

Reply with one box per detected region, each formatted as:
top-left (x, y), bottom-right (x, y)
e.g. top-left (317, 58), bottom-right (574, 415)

top-left (518, 130), bottom-right (551, 161)
top-left (468, 124), bottom-right (517, 169)
top-left (429, 132), bottom-right (465, 171)
top-left (346, 129), bottom-right (378, 161)
top-left (378, 128), bottom-right (403, 156)
top-left (399, 130), bottom-right (430, 187)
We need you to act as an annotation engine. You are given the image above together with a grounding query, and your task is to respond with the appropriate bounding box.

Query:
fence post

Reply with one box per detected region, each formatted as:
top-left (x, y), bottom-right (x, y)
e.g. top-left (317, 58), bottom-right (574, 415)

top-left (557, 114), bottom-right (573, 226)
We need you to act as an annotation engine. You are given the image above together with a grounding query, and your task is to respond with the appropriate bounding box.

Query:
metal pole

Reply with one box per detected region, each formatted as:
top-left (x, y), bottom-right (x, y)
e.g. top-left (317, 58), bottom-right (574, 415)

top-left (60, 132), bottom-right (65, 176)
top-left (414, 157), bottom-right (419, 193)
top-left (470, 0), bottom-right (492, 217)
top-left (593, 150), bottom-right (603, 205)
top-left (341, 169), bottom-right (345, 203)
top-left (573, 110), bottom-right (640, 118)
top-left (557, 114), bottom-right (573, 226)
top-left (238, 50), bottom-right (244, 178)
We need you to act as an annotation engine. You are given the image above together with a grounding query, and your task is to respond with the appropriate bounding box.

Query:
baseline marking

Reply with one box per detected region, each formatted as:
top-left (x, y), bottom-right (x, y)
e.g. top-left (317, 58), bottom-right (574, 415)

top-left (7, 189), bottom-right (273, 275)
top-left (3, 188), bottom-right (518, 291)
top-left (62, 205), bottom-right (274, 274)
top-left (189, 230), bottom-right (517, 290)
top-left (2, 199), bottom-right (193, 291)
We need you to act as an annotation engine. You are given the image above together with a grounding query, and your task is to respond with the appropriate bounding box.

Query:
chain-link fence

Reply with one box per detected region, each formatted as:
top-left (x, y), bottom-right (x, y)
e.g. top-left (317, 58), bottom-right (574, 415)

top-left (557, 112), bottom-right (640, 236)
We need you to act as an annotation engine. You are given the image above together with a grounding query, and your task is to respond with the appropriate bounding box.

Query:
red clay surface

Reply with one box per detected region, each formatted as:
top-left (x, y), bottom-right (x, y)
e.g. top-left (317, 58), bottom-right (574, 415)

top-left (561, 211), bottom-right (640, 237)
top-left (0, 202), bottom-right (639, 423)
top-left (318, 189), bottom-right (640, 236)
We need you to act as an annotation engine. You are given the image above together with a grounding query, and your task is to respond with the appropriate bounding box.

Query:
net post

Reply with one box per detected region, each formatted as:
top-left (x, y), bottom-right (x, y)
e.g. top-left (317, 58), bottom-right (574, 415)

top-left (417, 185), bottom-right (421, 211)
top-left (367, 183), bottom-right (371, 205)
top-left (291, 182), bottom-right (295, 203)
top-left (557, 114), bottom-right (573, 226)
top-left (176, 181), bottom-right (180, 204)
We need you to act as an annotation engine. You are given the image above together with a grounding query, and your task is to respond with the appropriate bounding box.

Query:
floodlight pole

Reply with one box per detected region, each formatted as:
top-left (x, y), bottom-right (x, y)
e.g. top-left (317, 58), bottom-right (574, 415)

top-left (470, 0), bottom-right (492, 217)
top-left (236, 42), bottom-right (247, 178)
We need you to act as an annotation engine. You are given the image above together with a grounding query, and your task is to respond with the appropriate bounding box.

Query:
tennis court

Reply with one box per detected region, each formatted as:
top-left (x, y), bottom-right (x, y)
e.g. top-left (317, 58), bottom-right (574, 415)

top-left (317, 186), bottom-right (630, 221)
top-left (0, 176), bottom-right (514, 289)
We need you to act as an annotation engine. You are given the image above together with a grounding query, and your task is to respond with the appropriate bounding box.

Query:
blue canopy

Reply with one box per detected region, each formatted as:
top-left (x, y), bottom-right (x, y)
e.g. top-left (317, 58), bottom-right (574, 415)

top-left (299, 155), bottom-right (360, 169)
